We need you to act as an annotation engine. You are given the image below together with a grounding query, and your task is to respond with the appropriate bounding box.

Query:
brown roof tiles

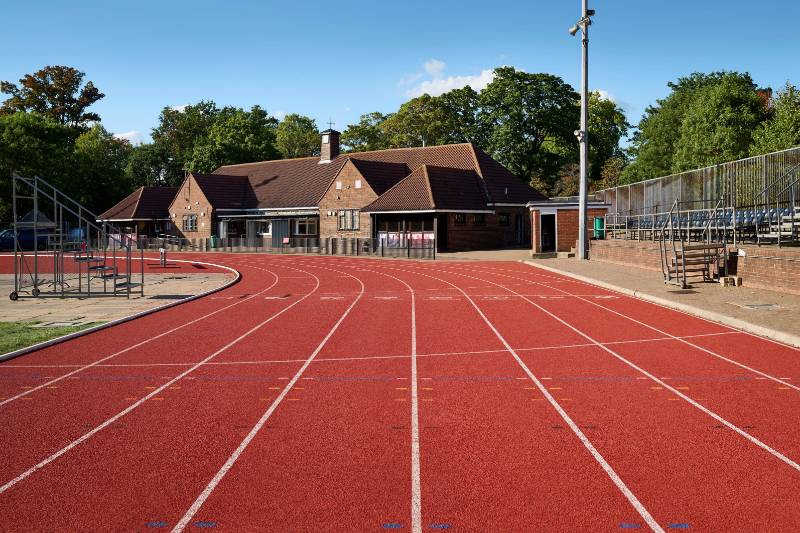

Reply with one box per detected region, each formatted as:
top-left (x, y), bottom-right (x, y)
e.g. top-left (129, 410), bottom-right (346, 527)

top-left (98, 186), bottom-right (177, 220)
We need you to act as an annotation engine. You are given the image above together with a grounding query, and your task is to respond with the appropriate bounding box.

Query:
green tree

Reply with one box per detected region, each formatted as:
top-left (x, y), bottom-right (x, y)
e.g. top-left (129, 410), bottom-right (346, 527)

top-left (71, 125), bottom-right (133, 212)
top-left (588, 92), bottom-right (630, 183)
top-left (0, 112), bottom-right (77, 223)
top-left (751, 82), bottom-right (800, 155)
top-left (597, 156), bottom-right (627, 190)
top-left (381, 94), bottom-right (455, 148)
top-left (151, 101), bottom-right (220, 184)
top-left (436, 86), bottom-right (487, 146)
top-left (275, 114), bottom-right (319, 158)
top-left (126, 142), bottom-right (170, 187)
top-left (672, 75), bottom-right (766, 171)
top-left (1, 66), bottom-right (104, 128)
top-left (341, 112), bottom-right (391, 152)
top-left (623, 72), bottom-right (757, 182)
top-left (478, 67), bottom-right (579, 192)
top-left (189, 105), bottom-right (279, 171)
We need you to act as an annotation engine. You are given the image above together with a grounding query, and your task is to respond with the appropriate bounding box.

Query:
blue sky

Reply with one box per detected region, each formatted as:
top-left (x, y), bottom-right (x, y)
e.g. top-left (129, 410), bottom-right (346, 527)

top-left (3, 0), bottom-right (798, 144)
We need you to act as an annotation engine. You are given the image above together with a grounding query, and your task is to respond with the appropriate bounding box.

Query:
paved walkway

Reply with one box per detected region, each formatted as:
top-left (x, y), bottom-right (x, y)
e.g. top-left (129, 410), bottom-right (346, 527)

top-left (436, 249), bottom-right (532, 261)
top-left (0, 273), bottom-right (234, 325)
top-left (526, 257), bottom-right (800, 344)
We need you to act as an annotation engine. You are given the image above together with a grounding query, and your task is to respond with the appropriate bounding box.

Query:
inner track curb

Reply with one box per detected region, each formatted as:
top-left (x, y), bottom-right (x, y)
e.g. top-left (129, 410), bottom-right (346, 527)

top-left (0, 257), bottom-right (241, 363)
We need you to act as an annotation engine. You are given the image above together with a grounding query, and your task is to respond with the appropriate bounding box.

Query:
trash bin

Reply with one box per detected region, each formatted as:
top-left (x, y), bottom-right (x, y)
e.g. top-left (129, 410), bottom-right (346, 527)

top-left (593, 216), bottom-right (605, 239)
top-left (208, 236), bottom-right (219, 249)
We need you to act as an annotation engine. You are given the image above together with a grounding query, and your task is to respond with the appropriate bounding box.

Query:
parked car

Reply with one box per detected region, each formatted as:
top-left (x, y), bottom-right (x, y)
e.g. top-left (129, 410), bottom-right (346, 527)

top-left (0, 228), bottom-right (50, 251)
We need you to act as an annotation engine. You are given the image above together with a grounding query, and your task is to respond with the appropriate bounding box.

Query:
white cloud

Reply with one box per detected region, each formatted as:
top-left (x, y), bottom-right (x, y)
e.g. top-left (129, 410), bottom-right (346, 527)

top-left (423, 58), bottom-right (446, 78)
top-left (114, 130), bottom-right (145, 145)
top-left (405, 68), bottom-right (495, 98)
top-left (596, 89), bottom-right (615, 102)
top-left (170, 104), bottom-right (189, 112)
top-left (273, 110), bottom-right (286, 120)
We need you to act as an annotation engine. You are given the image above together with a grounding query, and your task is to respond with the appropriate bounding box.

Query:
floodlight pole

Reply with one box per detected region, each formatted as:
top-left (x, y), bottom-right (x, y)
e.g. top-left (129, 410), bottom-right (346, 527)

top-left (574, 0), bottom-right (592, 260)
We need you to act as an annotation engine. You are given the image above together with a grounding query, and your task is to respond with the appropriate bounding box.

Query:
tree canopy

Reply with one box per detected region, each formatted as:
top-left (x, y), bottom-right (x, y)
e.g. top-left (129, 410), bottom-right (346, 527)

top-left (275, 114), bottom-right (319, 158)
top-left (1, 66), bottom-right (104, 128)
top-left (750, 83), bottom-right (800, 156)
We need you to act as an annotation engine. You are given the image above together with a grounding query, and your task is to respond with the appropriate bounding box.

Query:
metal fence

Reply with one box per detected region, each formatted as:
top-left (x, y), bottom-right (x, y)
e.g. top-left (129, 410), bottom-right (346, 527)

top-left (136, 235), bottom-right (437, 259)
top-left (596, 146), bottom-right (800, 215)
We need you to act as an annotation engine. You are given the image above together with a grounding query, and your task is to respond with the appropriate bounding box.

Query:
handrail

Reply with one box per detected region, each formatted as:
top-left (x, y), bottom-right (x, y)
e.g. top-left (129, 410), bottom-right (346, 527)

top-left (772, 165), bottom-right (800, 197)
top-left (14, 174), bottom-right (132, 251)
top-left (757, 162), bottom-right (800, 198)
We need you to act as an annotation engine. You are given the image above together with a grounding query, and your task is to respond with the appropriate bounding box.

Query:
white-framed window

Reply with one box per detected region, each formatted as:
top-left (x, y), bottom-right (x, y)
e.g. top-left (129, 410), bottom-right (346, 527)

top-left (294, 218), bottom-right (318, 236)
top-left (182, 214), bottom-right (198, 232)
top-left (355, 179), bottom-right (362, 189)
top-left (256, 220), bottom-right (272, 236)
top-left (337, 209), bottom-right (360, 231)
top-left (322, 134), bottom-right (330, 144)
top-left (336, 181), bottom-right (342, 190)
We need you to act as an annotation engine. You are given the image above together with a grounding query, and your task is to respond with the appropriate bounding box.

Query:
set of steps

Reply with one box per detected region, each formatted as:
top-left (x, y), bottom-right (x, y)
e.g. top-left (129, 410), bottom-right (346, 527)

top-left (758, 207), bottom-right (800, 245)
top-left (73, 249), bottom-right (139, 297)
top-left (664, 243), bottom-right (726, 288)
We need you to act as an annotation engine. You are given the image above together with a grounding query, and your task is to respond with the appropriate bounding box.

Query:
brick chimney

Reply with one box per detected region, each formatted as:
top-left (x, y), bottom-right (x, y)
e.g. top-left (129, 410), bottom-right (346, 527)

top-left (319, 129), bottom-right (340, 164)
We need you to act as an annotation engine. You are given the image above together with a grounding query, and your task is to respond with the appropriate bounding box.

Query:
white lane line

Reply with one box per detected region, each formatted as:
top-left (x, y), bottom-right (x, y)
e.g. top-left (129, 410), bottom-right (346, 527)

top-left (0, 269), bottom-right (322, 496)
top-left (463, 264), bottom-right (800, 393)
top-left (0, 332), bottom-right (741, 369)
top-left (430, 265), bottom-right (800, 474)
top-left (359, 268), bottom-right (422, 533)
top-left (0, 267), bottom-right (283, 407)
top-left (171, 270), bottom-right (366, 533)
top-left (391, 266), bottom-right (663, 532)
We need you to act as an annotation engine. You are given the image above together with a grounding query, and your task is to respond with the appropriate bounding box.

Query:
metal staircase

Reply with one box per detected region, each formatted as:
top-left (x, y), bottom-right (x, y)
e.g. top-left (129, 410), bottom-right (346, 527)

top-left (9, 174), bottom-right (144, 300)
top-left (659, 200), bottom-right (728, 289)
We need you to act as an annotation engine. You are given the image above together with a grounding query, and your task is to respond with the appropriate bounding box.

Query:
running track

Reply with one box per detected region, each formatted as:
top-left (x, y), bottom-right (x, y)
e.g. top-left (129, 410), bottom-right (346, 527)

top-left (0, 254), bottom-right (798, 532)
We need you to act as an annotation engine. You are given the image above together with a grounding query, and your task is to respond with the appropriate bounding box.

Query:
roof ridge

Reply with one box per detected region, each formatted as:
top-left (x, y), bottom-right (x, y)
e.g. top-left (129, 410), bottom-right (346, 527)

top-left (420, 165), bottom-right (435, 209)
top-left (467, 143), bottom-right (493, 204)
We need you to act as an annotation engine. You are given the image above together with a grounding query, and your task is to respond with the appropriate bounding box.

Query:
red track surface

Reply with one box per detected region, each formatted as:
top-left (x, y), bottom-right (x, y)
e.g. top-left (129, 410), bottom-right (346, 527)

top-left (1, 254), bottom-right (799, 531)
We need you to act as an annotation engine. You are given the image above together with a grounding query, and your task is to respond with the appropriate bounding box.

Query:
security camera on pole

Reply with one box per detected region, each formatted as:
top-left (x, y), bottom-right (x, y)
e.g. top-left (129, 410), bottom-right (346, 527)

top-left (569, 1), bottom-right (594, 260)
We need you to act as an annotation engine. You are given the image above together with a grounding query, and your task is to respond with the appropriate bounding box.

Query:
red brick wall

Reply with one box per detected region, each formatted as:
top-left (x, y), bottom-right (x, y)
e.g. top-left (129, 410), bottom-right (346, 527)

top-left (589, 240), bottom-right (800, 295)
top-left (445, 207), bottom-right (529, 251)
top-left (318, 161), bottom-right (377, 239)
top-left (530, 207), bottom-right (608, 253)
top-left (168, 175), bottom-right (214, 239)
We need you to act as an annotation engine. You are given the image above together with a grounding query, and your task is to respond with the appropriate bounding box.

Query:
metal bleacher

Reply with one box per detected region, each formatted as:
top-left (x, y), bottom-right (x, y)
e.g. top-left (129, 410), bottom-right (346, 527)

top-left (9, 174), bottom-right (144, 300)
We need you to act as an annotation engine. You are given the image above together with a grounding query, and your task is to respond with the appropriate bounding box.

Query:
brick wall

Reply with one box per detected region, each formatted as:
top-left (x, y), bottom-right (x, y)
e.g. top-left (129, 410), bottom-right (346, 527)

top-left (530, 207), bottom-right (607, 253)
top-left (445, 207), bottom-right (529, 251)
top-left (168, 175), bottom-right (214, 239)
top-left (589, 239), bottom-right (800, 295)
top-left (318, 161), bottom-right (376, 239)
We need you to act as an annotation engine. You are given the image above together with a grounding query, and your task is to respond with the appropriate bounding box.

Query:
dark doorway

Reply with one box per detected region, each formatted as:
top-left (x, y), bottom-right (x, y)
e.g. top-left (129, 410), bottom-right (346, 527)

top-left (437, 215), bottom-right (448, 251)
top-left (541, 214), bottom-right (556, 253)
top-left (515, 214), bottom-right (525, 245)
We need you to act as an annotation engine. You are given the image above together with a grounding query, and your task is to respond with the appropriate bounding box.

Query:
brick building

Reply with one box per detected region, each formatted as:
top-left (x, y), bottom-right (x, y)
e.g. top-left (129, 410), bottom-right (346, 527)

top-left (101, 130), bottom-right (548, 252)
top-left (98, 186), bottom-right (177, 236)
top-left (528, 199), bottom-right (610, 255)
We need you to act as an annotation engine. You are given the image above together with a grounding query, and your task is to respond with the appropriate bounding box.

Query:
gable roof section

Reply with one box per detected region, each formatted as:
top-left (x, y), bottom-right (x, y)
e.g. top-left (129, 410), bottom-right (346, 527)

top-left (191, 173), bottom-right (254, 210)
top-left (347, 159), bottom-right (410, 196)
top-left (363, 165), bottom-right (489, 213)
top-left (99, 186), bottom-right (177, 220)
top-left (471, 145), bottom-right (548, 204)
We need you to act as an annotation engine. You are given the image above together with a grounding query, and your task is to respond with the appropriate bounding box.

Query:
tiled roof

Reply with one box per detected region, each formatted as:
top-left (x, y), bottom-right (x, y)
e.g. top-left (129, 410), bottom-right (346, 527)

top-left (98, 187), bottom-right (177, 220)
top-left (363, 165), bottom-right (489, 212)
top-left (191, 174), bottom-right (255, 210)
top-left (347, 159), bottom-right (410, 196)
top-left (210, 142), bottom-right (545, 211)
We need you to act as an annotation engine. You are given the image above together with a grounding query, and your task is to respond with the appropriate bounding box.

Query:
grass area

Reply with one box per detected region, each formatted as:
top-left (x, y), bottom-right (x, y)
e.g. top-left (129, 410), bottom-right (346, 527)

top-left (0, 321), bottom-right (102, 356)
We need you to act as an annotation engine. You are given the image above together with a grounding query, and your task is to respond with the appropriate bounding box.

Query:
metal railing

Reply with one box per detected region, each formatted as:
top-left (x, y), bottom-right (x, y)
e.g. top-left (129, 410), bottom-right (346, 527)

top-left (136, 234), bottom-right (437, 259)
top-left (755, 164), bottom-right (800, 246)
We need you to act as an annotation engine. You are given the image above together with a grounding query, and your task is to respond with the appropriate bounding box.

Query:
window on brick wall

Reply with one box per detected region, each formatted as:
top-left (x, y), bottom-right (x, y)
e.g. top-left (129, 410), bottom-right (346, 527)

top-left (182, 214), bottom-right (197, 232)
top-left (472, 214), bottom-right (486, 226)
top-left (498, 213), bottom-right (510, 226)
top-left (453, 213), bottom-right (466, 226)
top-left (337, 209), bottom-right (360, 231)
top-left (294, 218), bottom-right (318, 236)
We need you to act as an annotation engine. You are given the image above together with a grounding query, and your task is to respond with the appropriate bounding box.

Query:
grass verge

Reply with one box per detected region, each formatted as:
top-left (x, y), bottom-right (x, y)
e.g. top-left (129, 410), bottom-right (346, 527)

top-left (0, 321), bottom-right (103, 356)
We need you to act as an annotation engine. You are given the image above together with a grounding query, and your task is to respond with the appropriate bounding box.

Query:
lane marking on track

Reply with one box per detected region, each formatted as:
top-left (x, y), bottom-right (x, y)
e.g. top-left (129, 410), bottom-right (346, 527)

top-left (378, 265), bottom-right (664, 533)
top-left (171, 267), bottom-right (366, 533)
top-left (0, 266), bottom-right (288, 407)
top-left (473, 263), bottom-right (800, 393)
top-left (0, 267), bottom-right (323, 496)
top-left (429, 264), bottom-right (800, 475)
top-left (0, 332), bottom-right (739, 370)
